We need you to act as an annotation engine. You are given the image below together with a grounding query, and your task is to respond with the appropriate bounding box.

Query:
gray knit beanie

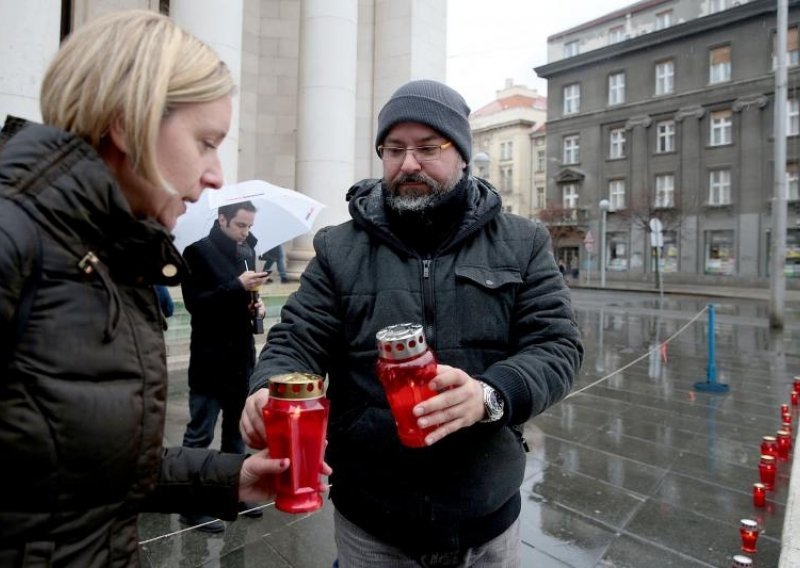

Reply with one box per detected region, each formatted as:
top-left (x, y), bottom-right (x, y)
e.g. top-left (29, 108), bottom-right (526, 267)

top-left (375, 79), bottom-right (472, 163)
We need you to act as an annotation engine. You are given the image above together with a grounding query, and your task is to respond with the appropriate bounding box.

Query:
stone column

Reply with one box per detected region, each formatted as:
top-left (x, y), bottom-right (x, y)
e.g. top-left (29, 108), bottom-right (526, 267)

top-left (170, 0), bottom-right (244, 184)
top-left (733, 94), bottom-right (768, 277)
top-left (0, 1), bottom-right (61, 123)
top-left (624, 115), bottom-right (651, 275)
top-left (675, 105), bottom-right (706, 273)
top-left (291, 0), bottom-right (358, 265)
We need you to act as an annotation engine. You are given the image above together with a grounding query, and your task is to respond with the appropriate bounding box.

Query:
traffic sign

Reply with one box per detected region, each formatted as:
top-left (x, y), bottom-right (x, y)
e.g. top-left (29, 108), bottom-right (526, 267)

top-left (584, 231), bottom-right (595, 245)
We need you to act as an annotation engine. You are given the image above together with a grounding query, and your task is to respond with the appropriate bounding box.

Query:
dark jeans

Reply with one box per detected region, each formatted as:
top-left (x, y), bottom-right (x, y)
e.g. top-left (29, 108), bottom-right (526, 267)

top-left (182, 390), bottom-right (246, 454)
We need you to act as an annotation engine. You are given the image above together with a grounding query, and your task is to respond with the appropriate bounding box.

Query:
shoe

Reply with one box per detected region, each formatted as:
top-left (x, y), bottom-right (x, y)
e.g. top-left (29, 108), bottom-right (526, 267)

top-left (280, 276), bottom-right (297, 283)
top-left (239, 501), bottom-right (263, 518)
top-left (178, 513), bottom-right (225, 534)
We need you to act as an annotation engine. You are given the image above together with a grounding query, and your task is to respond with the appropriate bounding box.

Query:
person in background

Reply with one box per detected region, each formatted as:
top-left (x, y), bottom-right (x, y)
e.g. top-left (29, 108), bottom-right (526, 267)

top-left (179, 200), bottom-right (270, 532)
top-left (241, 79), bottom-right (583, 567)
top-left (259, 243), bottom-right (291, 283)
top-left (0, 11), bottom-right (303, 566)
top-left (156, 284), bottom-right (175, 318)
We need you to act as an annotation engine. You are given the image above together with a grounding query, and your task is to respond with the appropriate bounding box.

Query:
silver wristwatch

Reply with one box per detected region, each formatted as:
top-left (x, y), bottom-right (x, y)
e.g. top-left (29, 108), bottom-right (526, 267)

top-left (477, 381), bottom-right (505, 423)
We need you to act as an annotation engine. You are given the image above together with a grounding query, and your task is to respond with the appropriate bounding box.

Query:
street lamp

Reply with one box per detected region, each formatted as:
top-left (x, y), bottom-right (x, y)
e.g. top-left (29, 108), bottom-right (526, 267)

top-left (599, 199), bottom-right (610, 288)
top-left (472, 152), bottom-right (490, 178)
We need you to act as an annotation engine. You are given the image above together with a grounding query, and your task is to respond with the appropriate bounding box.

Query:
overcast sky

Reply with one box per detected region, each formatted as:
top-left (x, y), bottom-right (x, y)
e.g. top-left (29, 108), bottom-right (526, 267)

top-left (446, 0), bottom-right (634, 111)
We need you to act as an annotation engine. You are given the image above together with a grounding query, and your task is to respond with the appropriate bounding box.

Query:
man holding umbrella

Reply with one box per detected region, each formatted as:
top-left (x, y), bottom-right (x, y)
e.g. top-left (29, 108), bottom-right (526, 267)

top-left (179, 200), bottom-right (270, 532)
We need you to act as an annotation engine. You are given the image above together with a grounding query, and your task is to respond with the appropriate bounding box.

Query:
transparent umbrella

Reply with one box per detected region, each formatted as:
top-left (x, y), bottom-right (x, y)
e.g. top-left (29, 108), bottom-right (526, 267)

top-left (172, 180), bottom-right (325, 255)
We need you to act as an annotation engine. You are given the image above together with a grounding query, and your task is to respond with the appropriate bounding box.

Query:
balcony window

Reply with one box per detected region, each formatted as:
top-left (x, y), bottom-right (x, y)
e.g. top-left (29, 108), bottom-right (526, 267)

top-left (655, 174), bottom-right (675, 208)
top-left (609, 128), bottom-right (626, 159)
top-left (608, 72), bottom-right (625, 106)
top-left (710, 110), bottom-right (732, 146)
top-left (708, 169), bottom-right (731, 205)
top-left (655, 60), bottom-right (674, 95)
top-left (562, 184), bottom-right (579, 209)
top-left (656, 120), bottom-right (675, 153)
top-left (709, 45), bottom-right (731, 84)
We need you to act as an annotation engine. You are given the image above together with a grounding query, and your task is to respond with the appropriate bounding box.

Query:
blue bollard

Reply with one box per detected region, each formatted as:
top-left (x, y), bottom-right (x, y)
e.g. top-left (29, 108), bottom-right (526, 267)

top-left (694, 304), bottom-right (729, 393)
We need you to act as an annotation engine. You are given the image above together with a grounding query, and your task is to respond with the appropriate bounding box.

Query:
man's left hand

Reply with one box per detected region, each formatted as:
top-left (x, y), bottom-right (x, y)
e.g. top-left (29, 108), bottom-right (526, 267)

top-left (412, 364), bottom-right (486, 446)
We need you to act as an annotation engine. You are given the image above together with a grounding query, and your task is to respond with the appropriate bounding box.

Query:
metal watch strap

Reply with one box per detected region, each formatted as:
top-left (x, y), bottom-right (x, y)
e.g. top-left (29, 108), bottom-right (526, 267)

top-left (478, 380), bottom-right (504, 423)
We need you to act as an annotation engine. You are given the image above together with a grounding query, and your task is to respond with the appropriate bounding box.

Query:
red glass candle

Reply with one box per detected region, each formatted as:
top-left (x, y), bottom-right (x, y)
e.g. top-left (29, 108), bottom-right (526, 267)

top-left (761, 435), bottom-right (779, 458)
top-left (262, 373), bottom-right (329, 514)
top-left (739, 519), bottom-right (759, 553)
top-left (759, 454), bottom-right (777, 490)
top-left (731, 554), bottom-right (753, 567)
top-left (781, 403), bottom-right (790, 417)
top-left (792, 390), bottom-right (799, 406)
top-left (782, 421), bottom-right (793, 436)
top-left (376, 323), bottom-right (438, 448)
top-left (777, 429), bottom-right (792, 459)
top-left (783, 411), bottom-right (793, 426)
top-left (794, 377), bottom-right (800, 392)
top-left (752, 483), bottom-right (766, 507)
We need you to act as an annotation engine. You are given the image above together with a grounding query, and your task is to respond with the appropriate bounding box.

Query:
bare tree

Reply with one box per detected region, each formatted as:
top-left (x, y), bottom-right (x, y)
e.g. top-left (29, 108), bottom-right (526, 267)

top-left (537, 204), bottom-right (583, 261)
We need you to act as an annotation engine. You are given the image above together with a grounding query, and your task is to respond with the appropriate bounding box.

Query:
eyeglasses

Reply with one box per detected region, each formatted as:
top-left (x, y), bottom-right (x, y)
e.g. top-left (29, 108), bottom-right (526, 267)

top-left (377, 141), bottom-right (453, 163)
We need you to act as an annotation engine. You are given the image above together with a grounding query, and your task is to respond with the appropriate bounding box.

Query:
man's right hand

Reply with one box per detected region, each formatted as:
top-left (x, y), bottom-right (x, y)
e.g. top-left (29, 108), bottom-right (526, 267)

top-left (239, 270), bottom-right (270, 291)
top-left (240, 388), bottom-right (270, 449)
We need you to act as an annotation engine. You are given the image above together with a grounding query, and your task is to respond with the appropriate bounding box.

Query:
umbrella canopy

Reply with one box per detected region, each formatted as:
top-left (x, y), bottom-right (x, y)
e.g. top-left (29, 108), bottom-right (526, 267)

top-left (172, 180), bottom-right (325, 255)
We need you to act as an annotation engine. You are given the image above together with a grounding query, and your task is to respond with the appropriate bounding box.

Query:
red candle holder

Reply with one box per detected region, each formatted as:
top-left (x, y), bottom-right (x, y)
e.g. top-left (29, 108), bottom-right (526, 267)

top-left (739, 519), bottom-right (759, 553)
top-left (792, 390), bottom-right (799, 406)
top-left (761, 435), bottom-right (779, 458)
top-left (752, 482), bottom-right (766, 507)
top-left (777, 429), bottom-right (792, 459)
top-left (782, 421), bottom-right (793, 436)
top-left (731, 554), bottom-right (753, 567)
top-left (759, 454), bottom-right (777, 490)
top-left (783, 412), bottom-right (793, 426)
top-left (793, 377), bottom-right (800, 392)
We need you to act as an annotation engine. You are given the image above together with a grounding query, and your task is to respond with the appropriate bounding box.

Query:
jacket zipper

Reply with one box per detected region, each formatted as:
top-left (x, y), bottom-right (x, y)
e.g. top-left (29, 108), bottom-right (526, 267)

top-left (421, 258), bottom-right (435, 346)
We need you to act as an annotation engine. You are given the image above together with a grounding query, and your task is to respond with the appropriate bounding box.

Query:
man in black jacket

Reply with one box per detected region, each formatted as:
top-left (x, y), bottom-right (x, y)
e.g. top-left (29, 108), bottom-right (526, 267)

top-left (241, 80), bottom-right (583, 566)
top-left (180, 201), bottom-right (270, 532)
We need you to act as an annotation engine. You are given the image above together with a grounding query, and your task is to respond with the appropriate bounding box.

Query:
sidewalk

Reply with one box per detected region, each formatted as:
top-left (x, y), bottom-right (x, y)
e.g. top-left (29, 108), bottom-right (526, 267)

top-left (571, 278), bottom-right (800, 303)
top-left (143, 286), bottom-right (800, 567)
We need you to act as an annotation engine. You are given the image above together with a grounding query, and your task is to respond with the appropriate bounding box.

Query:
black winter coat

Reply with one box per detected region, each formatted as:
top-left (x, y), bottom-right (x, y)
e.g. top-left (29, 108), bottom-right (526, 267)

top-left (182, 225), bottom-right (257, 396)
top-left (0, 121), bottom-right (246, 567)
top-left (250, 176), bottom-right (584, 555)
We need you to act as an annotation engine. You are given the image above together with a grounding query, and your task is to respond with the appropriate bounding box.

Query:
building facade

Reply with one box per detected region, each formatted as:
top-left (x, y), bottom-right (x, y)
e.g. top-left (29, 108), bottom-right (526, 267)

top-left (469, 80), bottom-right (547, 217)
top-left (535, 0), bottom-right (800, 287)
top-left (0, 0), bottom-right (447, 272)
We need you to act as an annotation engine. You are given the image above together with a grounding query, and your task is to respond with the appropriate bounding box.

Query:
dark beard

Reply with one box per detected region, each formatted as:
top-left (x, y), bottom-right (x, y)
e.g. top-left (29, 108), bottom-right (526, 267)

top-left (384, 172), bottom-right (460, 214)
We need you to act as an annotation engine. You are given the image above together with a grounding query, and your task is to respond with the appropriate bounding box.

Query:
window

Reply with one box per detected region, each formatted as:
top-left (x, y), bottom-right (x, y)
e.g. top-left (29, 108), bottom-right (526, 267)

top-left (608, 25), bottom-right (625, 44)
top-left (564, 40), bottom-right (579, 57)
top-left (709, 46), bottom-right (731, 84)
top-left (563, 135), bottom-right (580, 164)
top-left (710, 110), bottom-right (732, 146)
top-left (608, 72), bottom-right (625, 105)
top-left (608, 233), bottom-right (629, 271)
top-left (705, 230), bottom-right (735, 275)
top-left (608, 179), bottom-right (625, 210)
top-left (789, 163), bottom-right (799, 201)
top-left (535, 186), bottom-right (546, 209)
top-left (708, 168), bottom-right (731, 205)
top-left (655, 60), bottom-right (674, 95)
top-left (655, 10), bottom-right (672, 31)
top-left (789, 98), bottom-right (799, 135)
top-left (536, 150), bottom-right (546, 172)
top-left (500, 166), bottom-right (513, 192)
top-left (709, 0), bottom-right (727, 14)
top-left (500, 141), bottom-right (513, 161)
top-left (655, 174), bottom-right (675, 208)
top-left (656, 120), bottom-right (675, 153)
top-left (773, 26), bottom-right (800, 68)
top-left (609, 128), bottom-right (626, 159)
top-left (562, 184), bottom-right (579, 209)
top-left (563, 83), bottom-right (580, 115)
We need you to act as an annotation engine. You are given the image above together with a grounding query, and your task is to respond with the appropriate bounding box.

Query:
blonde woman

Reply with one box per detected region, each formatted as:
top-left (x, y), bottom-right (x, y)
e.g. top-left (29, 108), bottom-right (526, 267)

top-left (0, 10), bottom-right (309, 566)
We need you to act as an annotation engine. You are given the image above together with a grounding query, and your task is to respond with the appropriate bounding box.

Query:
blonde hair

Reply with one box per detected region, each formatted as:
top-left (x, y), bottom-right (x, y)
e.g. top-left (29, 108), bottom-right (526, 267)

top-left (40, 9), bottom-right (234, 192)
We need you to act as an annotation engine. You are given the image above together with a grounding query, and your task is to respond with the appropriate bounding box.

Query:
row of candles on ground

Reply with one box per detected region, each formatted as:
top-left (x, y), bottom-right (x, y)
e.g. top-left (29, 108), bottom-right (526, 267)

top-left (730, 380), bottom-right (799, 567)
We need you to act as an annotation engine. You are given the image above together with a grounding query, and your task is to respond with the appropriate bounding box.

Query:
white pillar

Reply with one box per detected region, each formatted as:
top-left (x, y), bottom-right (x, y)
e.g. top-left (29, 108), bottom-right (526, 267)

top-left (292, 0), bottom-right (358, 259)
top-left (0, 1), bottom-right (61, 123)
top-left (170, 0), bottom-right (243, 185)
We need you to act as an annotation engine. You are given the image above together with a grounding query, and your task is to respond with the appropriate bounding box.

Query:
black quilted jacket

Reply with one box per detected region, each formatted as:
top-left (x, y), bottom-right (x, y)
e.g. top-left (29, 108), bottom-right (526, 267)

top-left (0, 120), bottom-right (245, 567)
top-left (250, 176), bottom-right (584, 555)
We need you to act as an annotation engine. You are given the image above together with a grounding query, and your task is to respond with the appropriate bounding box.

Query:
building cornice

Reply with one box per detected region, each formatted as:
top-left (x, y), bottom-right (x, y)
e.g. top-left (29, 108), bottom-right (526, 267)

top-left (535, 0), bottom-right (800, 78)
